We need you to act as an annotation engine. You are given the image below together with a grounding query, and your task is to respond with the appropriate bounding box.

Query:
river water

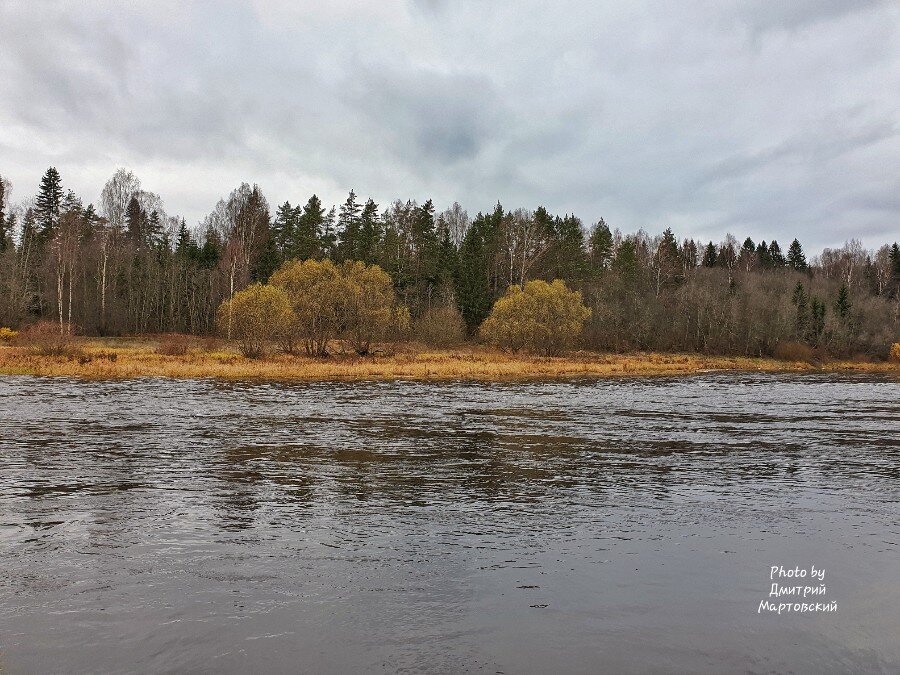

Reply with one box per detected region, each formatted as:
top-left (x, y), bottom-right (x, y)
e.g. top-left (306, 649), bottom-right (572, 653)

top-left (1, 373), bottom-right (898, 673)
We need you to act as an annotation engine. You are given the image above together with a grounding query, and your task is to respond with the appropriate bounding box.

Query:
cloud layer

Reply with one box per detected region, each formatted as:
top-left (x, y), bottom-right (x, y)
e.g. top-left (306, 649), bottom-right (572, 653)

top-left (0, 0), bottom-right (897, 249)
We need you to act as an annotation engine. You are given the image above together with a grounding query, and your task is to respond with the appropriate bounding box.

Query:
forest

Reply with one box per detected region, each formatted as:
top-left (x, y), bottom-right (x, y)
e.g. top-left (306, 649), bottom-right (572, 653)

top-left (1, 167), bottom-right (898, 358)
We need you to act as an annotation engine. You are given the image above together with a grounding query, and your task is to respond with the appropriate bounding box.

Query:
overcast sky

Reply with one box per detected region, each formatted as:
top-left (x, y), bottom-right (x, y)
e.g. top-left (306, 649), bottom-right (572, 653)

top-left (1, 0), bottom-right (897, 250)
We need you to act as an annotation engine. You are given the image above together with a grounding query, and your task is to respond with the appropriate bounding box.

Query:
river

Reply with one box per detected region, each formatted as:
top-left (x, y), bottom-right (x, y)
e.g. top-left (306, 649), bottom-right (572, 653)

top-left (1, 373), bottom-right (898, 673)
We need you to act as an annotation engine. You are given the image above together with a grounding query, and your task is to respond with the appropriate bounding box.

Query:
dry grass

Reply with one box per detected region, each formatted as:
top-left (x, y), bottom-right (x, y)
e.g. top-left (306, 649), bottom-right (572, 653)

top-left (0, 337), bottom-right (897, 382)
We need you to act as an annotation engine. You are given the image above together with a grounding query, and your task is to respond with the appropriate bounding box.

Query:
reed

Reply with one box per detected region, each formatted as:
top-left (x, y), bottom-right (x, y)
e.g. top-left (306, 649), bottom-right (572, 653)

top-left (0, 337), bottom-right (896, 381)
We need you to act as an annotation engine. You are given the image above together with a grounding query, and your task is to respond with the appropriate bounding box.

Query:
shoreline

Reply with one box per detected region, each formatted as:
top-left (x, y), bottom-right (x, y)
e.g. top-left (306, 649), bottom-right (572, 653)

top-left (1, 339), bottom-right (897, 382)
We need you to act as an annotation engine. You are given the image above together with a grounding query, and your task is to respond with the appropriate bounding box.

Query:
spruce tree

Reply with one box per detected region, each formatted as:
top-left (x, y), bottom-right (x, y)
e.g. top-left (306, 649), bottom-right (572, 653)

top-left (125, 195), bottom-right (145, 244)
top-left (454, 212), bottom-right (495, 331)
top-left (756, 240), bottom-right (771, 268)
top-left (35, 166), bottom-right (63, 238)
top-left (835, 284), bottom-right (851, 321)
top-left (147, 210), bottom-right (163, 247)
top-left (787, 238), bottom-right (807, 271)
top-left (768, 240), bottom-right (785, 267)
top-left (337, 190), bottom-right (361, 261)
top-left (792, 282), bottom-right (809, 337)
top-left (741, 237), bottom-right (755, 255)
top-left (175, 218), bottom-right (193, 257)
top-left (810, 297), bottom-right (826, 344)
top-left (358, 198), bottom-right (381, 264)
top-left (702, 241), bottom-right (718, 267)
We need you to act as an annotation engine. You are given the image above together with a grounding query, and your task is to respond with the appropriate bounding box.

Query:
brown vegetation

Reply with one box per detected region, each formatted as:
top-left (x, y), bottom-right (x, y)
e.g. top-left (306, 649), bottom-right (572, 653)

top-left (13, 320), bottom-right (83, 358)
top-left (414, 306), bottom-right (467, 347)
top-left (891, 343), bottom-right (900, 362)
top-left (773, 341), bottom-right (816, 363)
top-left (155, 333), bottom-right (194, 356)
top-left (0, 337), bottom-right (896, 382)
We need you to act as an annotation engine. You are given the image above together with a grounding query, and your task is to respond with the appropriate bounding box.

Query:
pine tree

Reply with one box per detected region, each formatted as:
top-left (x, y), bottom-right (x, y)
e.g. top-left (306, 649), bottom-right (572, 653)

top-left (296, 195), bottom-right (326, 260)
top-left (272, 201), bottom-right (295, 259)
top-left (702, 241), bottom-right (718, 267)
top-left (613, 238), bottom-right (639, 283)
top-left (35, 166), bottom-right (63, 238)
top-left (551, 214), bottom-right (588, 280)
top-left (588, 218), bottom-right (613, 273)
top-left (787, 238), bottom-right (807, 271)
top-left (125, 195), bottom-right (145, 245)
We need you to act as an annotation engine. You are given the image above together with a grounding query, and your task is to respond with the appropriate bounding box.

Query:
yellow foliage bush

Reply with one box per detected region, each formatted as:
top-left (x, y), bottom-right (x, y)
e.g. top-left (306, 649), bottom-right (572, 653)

top-left (270, 258), bottom-right (406, 356)
top-left (216, 283), bottom-right (293, 358)
top-left (270, 259), bottom-right (344, 356)
top-left (480, 279), bottom-right (591, 356)
top-left (0, 327), bottom-right (18, 343)
top-left (341, 261), bottom-right (396, 355)
top-left (890, 343), bottom-right (900, 362)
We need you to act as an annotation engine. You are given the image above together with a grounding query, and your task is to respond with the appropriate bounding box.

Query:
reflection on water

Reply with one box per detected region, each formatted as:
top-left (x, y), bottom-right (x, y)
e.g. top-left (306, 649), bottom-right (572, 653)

top-left (1, 374), bottom-right (898, 673)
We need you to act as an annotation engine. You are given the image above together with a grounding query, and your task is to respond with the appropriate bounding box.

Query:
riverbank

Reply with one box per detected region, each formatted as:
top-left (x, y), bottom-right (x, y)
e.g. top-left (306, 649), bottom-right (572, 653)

top-left (0, 337), bottom-right (897, 381)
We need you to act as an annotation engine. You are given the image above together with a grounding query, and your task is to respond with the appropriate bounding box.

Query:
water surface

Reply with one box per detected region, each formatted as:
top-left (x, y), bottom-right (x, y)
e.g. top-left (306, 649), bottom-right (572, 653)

top-left (1, 373), bottom-right (898, 673)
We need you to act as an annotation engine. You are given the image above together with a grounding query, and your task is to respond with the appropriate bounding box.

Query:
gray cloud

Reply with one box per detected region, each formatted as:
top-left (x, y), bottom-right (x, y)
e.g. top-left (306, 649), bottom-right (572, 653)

top-left (0, 0), bottom-right (897, 250)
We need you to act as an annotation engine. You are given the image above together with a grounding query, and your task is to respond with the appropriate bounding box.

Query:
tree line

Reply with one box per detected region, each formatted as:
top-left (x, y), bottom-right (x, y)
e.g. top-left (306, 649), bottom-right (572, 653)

top-left (1, 167), bottom-right (898, 357)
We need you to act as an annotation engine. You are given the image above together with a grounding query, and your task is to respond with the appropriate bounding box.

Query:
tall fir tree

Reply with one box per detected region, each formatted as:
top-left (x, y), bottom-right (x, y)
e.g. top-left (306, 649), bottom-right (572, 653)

top-left (358, 198), bottom-right (381, 264)
top-left (125, 195), bottom-right (146, 245)
top-left (35, 166), bottom-right (63, 238)
top-left (756, 240), bottom-right (771, 268)
top-left (792, 282), bottom-right (809, 337)
top-left (454, 211), bottom-right (496, 331)
top-left (835, 284), bottom-right (851, 322)
top-left (702, 241), bottom-right (718, 267)
top-left (787, 238), bottom-right (807, 271)
top-left (768, 240), bottom-right (785, 268)
top-left (175, 218), bottom-right (194, 257)
top-left (337, 190), bottom-right (362, 261)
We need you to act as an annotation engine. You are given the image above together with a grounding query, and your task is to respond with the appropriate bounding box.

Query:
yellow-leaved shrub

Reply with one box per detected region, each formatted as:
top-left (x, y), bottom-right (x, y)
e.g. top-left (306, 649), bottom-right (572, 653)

top-left (216, 283), bottom-right (292, 358)
top-left (480, 279), bottom-right (591, 356)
